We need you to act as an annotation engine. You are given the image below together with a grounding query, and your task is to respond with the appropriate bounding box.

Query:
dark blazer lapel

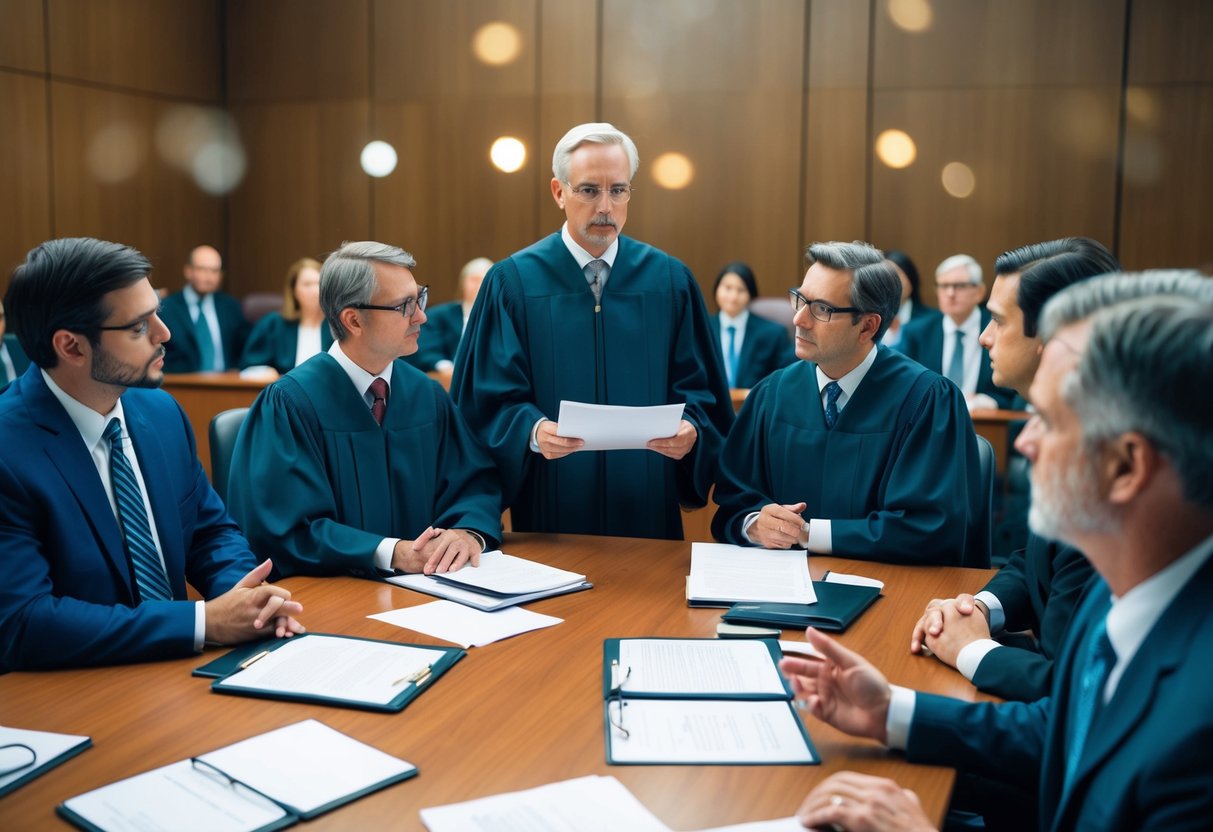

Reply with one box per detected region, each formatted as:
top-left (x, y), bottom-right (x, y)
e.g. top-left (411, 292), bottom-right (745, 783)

top-left (24, 370), bottom-right (134, 600)
top-left (125, 397), bottom-right (187, 599)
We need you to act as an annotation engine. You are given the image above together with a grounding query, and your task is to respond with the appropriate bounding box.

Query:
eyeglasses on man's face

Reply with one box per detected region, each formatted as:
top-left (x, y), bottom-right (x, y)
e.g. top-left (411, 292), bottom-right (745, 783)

top-left (351, 285), bottom-right (429, 319)
top-left (564, 183), bottom-right (634, 205)
top-left (788, 289), bottom-right (863, 324)
top-left (936, 282), bottom-right (980, 294)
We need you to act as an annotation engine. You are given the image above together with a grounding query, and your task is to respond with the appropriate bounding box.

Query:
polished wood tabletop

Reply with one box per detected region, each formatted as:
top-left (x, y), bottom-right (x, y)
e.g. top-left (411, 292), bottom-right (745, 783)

top-left (0, 534), bottom-right (997, 830)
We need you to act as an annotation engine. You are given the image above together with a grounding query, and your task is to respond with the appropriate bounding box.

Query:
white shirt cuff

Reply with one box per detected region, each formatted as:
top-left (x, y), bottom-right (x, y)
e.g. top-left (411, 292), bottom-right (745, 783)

top-left (529, 417), bottom-right (548, 453)
top-left (435, 359), bottom-right (454, 372)
top-left (375, 538), bottom-right (401, 572)
top-left (194, 601), bottom-right (206, 652)
top-left (807, 518), bottom-right (832, 553)
top-left (975, 590), bottom-right (1005, 632)
top-left (885, 684), bottom-right (916, 751)
top-left (742, 511), bottom-right (761, 543)
top-left (956, 640), bottom-right (1002, 681)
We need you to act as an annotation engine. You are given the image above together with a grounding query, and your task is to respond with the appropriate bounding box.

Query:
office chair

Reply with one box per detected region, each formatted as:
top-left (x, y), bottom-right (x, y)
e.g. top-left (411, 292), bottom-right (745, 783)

top-left (970, 434), bottom-right (996, 569)
top-left (208, 407), bottom-right (249, 503)
top-left (241, 292), bottom-right (283, 324)
top-left (748, 297), bottom-right (795, 342)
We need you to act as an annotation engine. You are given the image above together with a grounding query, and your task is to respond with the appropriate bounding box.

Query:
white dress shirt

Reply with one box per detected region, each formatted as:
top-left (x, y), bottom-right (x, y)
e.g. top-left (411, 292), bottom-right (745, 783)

top-left (941, 307), bottom-right (983, 396)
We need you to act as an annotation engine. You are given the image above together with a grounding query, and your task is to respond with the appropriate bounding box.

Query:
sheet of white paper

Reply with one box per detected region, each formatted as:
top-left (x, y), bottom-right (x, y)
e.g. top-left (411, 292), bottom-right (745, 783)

top-left (386, 572), bottom-right (589, 611)
top-left (688, 543), bottom-right (815, 605)
top-left (420, 774), bottom-right (671, 832)
top-left (777, 640), bottom-right (826, 660)
top-left (694, 818), bottom-right (806, 832)
top-left (823, 571), bottom-right (885, 590)
top-left (200, 719), bottom-right (414, 815)
top-left (370, 600), bottom-right (562, 648)
top-left (215, 635), bottom-right (444, 705)
top-left (62, 759), bottom-right (288, 832)
top-left (0, 726), bottom-right (89, 793)
top-left (607, 700), bottom-right (814, 765)
top-left (432, 550), bottom-right (586, 594)
top-left (617, 639), bottom-right (785, 696)
top-left (556, 400), bottom-right (685, 451)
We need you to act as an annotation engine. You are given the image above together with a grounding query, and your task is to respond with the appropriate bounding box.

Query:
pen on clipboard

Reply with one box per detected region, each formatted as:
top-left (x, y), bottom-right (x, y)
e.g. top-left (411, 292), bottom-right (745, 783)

top-left (238, 650), bottom-right (270, 669)
top-left (392, 664), bottom-right (433, 687)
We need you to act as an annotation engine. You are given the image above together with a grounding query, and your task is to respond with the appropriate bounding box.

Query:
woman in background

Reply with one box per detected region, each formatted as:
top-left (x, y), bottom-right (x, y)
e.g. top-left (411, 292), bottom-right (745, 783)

top-left (240, 257), bottom-right (332, 374)
top-left (710, 261), bottom-right (794, 390)
top-left (882, 249), bottom-right (941, 347)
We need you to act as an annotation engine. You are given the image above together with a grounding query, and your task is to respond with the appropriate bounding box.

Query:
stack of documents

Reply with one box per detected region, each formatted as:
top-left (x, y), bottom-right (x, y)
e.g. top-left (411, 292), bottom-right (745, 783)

top-left (388, 550), bottom-right (591, 611)
top-left (687, 543), bottom-right (815, 606)
top-left (59, 720), bottom-right (415, 832)
top-left (0, 726), bottom-right (91, 797)
top-left (602, 638), bottom-right (817, 766)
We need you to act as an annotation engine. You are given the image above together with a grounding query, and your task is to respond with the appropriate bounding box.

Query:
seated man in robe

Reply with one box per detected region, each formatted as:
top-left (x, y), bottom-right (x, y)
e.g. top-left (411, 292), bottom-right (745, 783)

top-left (227, 241), bottom-right (502, 579)
top-left (712, 241), bottom-right (985, 567)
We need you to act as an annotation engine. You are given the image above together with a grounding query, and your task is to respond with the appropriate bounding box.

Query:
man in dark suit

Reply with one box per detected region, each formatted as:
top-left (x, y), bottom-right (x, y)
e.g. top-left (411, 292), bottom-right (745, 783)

top-left (910, 237), bottom-right (1121, 702)
top-left (898, 253), bottom-right (1015, 409)
top-left (405, 256), bottom-right (491, 373)
top-left (780, 272), bottom-right (1213, 832)
top-left (0, 237), bottom-right (303, 673)
top-left (159, 245), bottom-right (248, 373)
top-left (0, 299), bottom-right (31, 386)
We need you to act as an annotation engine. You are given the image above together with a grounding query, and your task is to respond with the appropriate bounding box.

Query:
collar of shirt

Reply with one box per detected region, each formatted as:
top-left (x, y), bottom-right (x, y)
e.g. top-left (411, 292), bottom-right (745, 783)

top-left (1103, 531), bottom-right (1213, 698)
top-left (41, 368), bottom-right (125, 451)
top-left (560, 223), bottom-right (619, 271)
top-left (328, 341), bottom-right (394, 402)
top-left (720, 309), bottom-right (750, 334)
top-left (815, 343), bottom-right (878, 411)
top-left (942, 305), bottom-right (982, 338)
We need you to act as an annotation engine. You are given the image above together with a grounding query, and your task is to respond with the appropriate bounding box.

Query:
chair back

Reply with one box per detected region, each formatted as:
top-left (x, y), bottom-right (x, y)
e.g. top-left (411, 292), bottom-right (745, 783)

top-left (748, 297), bottom-right (795, 342)
top-left (970, 434), bottom-right (996, 568)
top-left (242, 292), bottom-right (283, 324)
top-left (208, 407), bottom-right (249, 503)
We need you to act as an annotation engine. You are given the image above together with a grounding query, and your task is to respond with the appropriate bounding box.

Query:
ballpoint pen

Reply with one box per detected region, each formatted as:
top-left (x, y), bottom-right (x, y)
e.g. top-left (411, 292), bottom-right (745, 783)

top-left (392, 664), bottom-right (433, 687)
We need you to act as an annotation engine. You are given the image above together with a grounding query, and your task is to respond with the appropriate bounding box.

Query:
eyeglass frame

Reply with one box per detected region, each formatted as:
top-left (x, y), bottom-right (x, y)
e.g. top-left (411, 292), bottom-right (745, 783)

top-left (563, 182), bottom-right (635, 205)
top-left (935, 281), bottom-right (981, 294)
top-left (349, 285), bottom-right (429, 319)
top-left (608, 662), bottom-right (632, 739)
top-left (787, 288), bottom-right (866, 324)
top-left (0, 742), bottom-right (37, 777)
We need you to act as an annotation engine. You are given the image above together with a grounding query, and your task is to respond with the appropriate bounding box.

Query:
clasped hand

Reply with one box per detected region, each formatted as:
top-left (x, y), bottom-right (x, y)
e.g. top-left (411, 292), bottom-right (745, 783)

top-left (751, 502), bottom-right (808, 549)
top-left (393, 526), bottom-right (482, 575)
top-left (204, 558), bottom-right (304, 645)
top-left (909, 593), bottom-right (990, 667)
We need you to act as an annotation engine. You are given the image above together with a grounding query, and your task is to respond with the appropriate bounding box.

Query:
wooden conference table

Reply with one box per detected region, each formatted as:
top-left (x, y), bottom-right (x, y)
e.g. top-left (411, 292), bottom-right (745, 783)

top-left (0, 534), bottom-right (997, 830)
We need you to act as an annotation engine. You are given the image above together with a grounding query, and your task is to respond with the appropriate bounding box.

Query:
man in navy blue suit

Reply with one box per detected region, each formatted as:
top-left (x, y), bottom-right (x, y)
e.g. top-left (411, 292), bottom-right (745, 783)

top-left (159, 245), bottom-right (249, 373)
top-left (781, 272), bottom-right (1213, 832)
top-left (0, 237), bottom-right (303, 673)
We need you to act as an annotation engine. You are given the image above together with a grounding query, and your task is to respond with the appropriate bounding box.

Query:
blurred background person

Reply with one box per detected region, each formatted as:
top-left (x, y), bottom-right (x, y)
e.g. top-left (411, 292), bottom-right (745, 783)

top-left (240, 257), bottom-right (332, 376)
top-left (709, 261), bottom-right (794, 389)
top-left (0, 299), bottom-right (31, 386)
top-left (159, 245), bottom-right (248, 373)
top-left (408, 256), bottom-right (492, 374)
top-left (881, 249), bottom-right (940, 348)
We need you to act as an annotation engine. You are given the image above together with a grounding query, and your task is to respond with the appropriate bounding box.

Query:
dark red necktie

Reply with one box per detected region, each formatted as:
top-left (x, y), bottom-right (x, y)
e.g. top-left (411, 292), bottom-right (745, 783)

top-left (369, 377), bottom-right (388, 425)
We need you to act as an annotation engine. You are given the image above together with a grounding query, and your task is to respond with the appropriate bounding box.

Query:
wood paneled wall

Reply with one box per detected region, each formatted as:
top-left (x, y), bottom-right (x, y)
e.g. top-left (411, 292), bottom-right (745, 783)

top-left (3, 1), bottom-right (1211, 306)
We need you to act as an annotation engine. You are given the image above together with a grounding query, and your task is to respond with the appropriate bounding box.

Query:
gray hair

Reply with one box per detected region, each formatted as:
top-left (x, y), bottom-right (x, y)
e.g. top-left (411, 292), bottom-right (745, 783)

top-left (805, 241), bottom-right (902, 341)
top-left (1039, 270), bottom-right (1213, 341)
top-left (460, 257), bottom-right (493, 282)
top-left (936, 253), bottom-right (982, 285)
top-left (320, 240), bottom-right (417, 341)
top-left (1063, 296), bottom-right (1213, 511)
top-left (552, 123), bottom-right (640, 183)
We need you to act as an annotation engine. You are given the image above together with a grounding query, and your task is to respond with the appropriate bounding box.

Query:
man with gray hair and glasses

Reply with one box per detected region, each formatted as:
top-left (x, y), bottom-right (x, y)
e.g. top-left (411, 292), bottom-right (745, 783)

top-left (779, 271), bottom-right (1213, 832)
top-left (228, 241), bottom-right (502, 579)
top-left (451, 123), bottom-right (733, 540)
top-left (713, 241), bottom-right (985, 567)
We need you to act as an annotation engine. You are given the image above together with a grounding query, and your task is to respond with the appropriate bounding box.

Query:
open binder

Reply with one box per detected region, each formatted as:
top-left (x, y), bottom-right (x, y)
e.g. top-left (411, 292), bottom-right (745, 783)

top-left (600, 638), bottom-right (817, 766)
top-left (193, 632), bottom-right (464, 713)
top-left (57, 720), bottom-right (415, 832)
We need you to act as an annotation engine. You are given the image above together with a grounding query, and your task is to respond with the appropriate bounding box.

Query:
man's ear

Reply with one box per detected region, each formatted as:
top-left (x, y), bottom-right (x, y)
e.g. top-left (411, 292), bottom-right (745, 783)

top-left (339, 306), bottom-right (363, 338)
top-left (51, 328), bottom-right (90, 368)
top-left (1103, 431), bottom-right (1156, 506)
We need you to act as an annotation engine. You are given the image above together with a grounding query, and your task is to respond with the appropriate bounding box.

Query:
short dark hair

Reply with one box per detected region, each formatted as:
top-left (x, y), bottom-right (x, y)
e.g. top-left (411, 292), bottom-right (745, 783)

top-left (714, 261), bottom-right (759, 299)
top-left (805, 241), bottom-right (901, 341)
top-left (994, 237), bottom-right (1120, 337)
top-left (884, 249), bottom-right (923, 306)
top-left (4, 237), bottom-right (152, 368)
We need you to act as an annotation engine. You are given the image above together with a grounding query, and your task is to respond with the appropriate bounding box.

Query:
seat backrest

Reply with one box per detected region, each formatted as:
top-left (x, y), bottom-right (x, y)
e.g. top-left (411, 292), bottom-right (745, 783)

top-left (242, 292), bottom-right (283, 324)
top-left (970, 434), bottom-right (996, 568)
top-left (208, 407), bottom-right (249, 503)
top-left (749, 297), bottom-right (795, 341)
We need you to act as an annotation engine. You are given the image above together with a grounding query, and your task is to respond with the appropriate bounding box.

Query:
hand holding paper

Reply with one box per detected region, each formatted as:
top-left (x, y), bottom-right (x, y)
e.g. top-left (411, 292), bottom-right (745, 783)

top-left (556, 401), bottom-right (686, 451)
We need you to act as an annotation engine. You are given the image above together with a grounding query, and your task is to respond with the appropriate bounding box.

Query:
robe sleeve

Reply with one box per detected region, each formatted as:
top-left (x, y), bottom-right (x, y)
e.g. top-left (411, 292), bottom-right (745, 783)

top-left (239, 313), bottom-right (283, 371)
top-left (429, 386), bottom-right (504, 549)
top-left (227, 381), bottom-right (384, 578)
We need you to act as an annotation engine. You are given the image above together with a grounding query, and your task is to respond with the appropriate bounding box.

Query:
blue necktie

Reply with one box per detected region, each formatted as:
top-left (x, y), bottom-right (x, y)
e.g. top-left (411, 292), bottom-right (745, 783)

top-left (726, 325), bottom-right (739, 388)
top-left (946, 329), bottom-right (965, 387)
top-left (193, 307), bottom-right (217, 371)
top-left (823, 381), bottom-right (842, 429)
top-left (105, 418), bottom-right (172, 602)
top-left (1064, 612), bottom-right (1115, 787)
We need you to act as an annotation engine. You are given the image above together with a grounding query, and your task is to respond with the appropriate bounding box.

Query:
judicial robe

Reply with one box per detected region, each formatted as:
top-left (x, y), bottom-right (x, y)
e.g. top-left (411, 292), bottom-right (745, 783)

top-left (450, 232), bottom-right (735, 540)
top-left (712, 347), bottom-right (986, 567)
top-left (239, 312), bottom-right (333, 373)
top-left (227, 353), bottom-right (503, 578)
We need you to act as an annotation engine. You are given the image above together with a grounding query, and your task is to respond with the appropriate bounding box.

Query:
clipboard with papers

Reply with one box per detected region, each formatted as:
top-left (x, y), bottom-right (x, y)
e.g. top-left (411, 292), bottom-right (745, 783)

top-left (193, 633), bottom-right (464, 713)
top-left (600, 638), bottom-right (818, 766)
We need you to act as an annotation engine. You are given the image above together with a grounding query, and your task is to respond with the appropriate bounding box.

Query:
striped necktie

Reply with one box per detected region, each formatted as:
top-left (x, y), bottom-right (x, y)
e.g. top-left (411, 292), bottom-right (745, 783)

top-left (104, 418), bottom-right (172, 602)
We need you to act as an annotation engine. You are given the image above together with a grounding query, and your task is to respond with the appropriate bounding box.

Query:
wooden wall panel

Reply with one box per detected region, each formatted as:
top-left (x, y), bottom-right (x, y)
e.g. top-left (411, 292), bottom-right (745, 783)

top-left (47, 0), bottom-right (222, 101)
top-left (49, 81), bottom-right (224, 288)
top-left (870, 88), bottom-right (1120, 300)
top-left (372, 0), bottom-right (539, 302)
top-left (227, 0), bottom-right (368, 103)
top-left (1127, 0), bottom-right (1213, 85)
top-left (873, 0), bottom-right (1125, 89)
top-left (0, 71), bottom-right (52, 282)
top-left (226, 100), bottom-right (371, 296)
top-left (0, 0), bottom-right (46, 72)
top-left (602, 0), bottom-right (806, 303)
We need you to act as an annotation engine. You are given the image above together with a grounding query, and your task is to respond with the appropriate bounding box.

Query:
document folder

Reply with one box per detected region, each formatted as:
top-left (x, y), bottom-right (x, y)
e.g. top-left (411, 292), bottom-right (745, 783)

top-left (0, 727), bottom-right (91, 798)
top-left (721, 580), bottom-right (882, 633)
